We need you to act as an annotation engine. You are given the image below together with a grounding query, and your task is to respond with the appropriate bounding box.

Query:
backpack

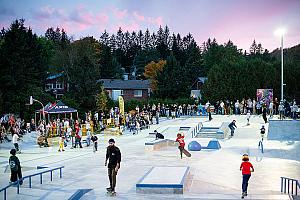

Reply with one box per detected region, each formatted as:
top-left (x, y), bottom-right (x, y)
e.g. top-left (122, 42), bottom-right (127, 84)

top-left (9, 158), bottom-right (18, 172)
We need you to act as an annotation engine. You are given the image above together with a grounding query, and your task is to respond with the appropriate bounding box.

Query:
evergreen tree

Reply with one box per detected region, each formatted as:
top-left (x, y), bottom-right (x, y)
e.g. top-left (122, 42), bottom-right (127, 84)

top-left (0, 19), bottom-right (49, 117)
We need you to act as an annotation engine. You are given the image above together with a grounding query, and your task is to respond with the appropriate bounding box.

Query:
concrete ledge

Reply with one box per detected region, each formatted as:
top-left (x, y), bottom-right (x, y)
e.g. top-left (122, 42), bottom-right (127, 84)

top-left (136, 166), bottom-right (189, 194)
top-left (145, 139), bottom-right (176, 150)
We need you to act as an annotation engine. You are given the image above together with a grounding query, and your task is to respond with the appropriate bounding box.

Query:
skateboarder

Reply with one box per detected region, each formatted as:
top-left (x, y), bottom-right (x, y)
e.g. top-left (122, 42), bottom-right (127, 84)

top-left (240, 154), bottom-right (254, 198)
top-left (154, 130), bottom-right (164, 139)
top-left (9, 149), bottom-right (23, 185)
top-left (228, 120), bottom-right (237, 137)
top-left (176, 133), bottom-right (186, 159)
top-left (105, 138), bottom-right (121, 195)
top-left (260, 125), bottom-right (266, 141)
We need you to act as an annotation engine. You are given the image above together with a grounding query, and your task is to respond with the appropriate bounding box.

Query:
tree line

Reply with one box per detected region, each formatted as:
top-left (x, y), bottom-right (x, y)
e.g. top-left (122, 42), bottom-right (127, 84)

top-left (0, 19), bottom-right (299, 119)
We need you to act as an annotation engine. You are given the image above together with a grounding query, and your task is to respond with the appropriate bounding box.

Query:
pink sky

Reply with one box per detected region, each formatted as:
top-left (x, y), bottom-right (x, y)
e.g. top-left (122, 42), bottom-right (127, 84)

top-left (0, 0), bottom-right (299, 51)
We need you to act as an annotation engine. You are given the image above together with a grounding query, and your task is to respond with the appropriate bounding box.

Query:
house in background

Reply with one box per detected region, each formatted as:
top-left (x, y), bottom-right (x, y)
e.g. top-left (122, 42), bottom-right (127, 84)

top-left (100, 79), bottom-right (151, 101)
top-left (45, 72), bottom-right (69, 99)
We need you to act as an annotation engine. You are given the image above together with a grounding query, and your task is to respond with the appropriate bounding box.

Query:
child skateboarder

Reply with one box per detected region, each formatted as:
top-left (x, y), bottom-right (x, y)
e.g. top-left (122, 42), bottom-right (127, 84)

top-left (240, 154), bottom-right (254, 198)
top-left (105, 138), bottom-right (121, 195)
top-left (9, 149), bottom-right (23, 185)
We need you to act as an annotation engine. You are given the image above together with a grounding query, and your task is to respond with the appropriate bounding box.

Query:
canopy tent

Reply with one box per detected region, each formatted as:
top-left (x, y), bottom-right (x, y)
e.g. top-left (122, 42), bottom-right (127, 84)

top-left (35, 101), bottom-right (78, 123)
top-left (45, 101), bottom-right (77, 114)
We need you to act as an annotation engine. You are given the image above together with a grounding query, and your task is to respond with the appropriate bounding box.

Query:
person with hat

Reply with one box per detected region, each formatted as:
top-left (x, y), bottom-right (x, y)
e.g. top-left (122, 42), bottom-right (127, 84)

top-left (9, 149), bottom-right (23, 185)
top-left (240, 154), bottom-right (254, 198)
top-left (105, 138), bottom-right (121, 195)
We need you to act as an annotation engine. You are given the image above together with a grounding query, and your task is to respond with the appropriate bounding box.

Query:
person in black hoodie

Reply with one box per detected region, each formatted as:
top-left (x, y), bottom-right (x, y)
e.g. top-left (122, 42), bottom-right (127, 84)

top-left (105, 138), bottom-right (121, 194)
top-left (9, 149), bottom-right (22, 185)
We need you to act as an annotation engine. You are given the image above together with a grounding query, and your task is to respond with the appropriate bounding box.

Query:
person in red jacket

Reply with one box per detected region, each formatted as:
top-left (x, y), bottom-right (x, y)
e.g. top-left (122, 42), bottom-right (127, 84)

top-left (176, 133), bottom-right (185, 159)
top-left (240, 154), bottom-right (254, 198)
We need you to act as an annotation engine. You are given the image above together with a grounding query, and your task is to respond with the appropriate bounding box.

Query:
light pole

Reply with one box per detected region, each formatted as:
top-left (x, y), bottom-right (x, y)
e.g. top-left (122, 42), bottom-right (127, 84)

top-left (30, 96), bottom-right (45, 121)
top-left (274, 28), bottom-right (286, 101)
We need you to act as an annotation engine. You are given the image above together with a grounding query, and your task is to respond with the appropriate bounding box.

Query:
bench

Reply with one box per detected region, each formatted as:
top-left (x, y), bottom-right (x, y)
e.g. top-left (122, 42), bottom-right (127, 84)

top-left (136, 166), bottom-right (190, 194)
top-left (145, 139), bottom-right (176, 150)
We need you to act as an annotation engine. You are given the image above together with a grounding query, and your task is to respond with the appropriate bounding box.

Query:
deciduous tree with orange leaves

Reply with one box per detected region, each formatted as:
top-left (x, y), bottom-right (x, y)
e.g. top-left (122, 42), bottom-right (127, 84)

top-left (144, 60), bottom-right (166, 91)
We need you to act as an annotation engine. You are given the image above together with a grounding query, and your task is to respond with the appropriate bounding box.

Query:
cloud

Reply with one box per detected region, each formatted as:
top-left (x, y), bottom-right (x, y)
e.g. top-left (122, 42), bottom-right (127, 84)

top-left (133, 11), bottom-right (145, 21)
top-left (112, 7), bottom-right (128, 19)
top-left (112, 21), bottom-right (140, 33)
top-left (31, 5), bottom-right (109, 33)
top-left (147, 16), bottom-right (163, 26)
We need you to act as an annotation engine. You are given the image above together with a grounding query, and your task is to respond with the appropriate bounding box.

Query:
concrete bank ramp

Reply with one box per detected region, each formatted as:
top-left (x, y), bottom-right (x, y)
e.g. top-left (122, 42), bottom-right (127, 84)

top-left (268, 119), bottom-right (300, 141)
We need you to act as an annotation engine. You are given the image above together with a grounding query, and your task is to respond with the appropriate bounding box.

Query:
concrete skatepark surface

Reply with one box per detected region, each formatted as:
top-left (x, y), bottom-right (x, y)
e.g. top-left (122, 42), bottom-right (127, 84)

top-left (0, 115), bottom-right (299, 199)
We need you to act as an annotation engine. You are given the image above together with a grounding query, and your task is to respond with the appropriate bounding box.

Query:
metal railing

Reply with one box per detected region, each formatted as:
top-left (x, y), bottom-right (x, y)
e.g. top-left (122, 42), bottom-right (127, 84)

top-left (192, 122), bottom-right (202, 138)
top-left (0, 166), bottom-right (64, 200)
top-left (281, 177), bottom-right (300, 197)
top-left (258, 140), bottom-right (264, 153)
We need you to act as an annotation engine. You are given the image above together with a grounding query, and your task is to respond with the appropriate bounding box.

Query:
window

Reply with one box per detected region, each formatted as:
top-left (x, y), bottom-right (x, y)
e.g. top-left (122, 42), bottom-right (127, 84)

top-left (56, 83), bottom-right (63, 89)
top-left (46, 84), bottom-right (53, 90)
top-left (56, 94), bottom-right (63, 99)
top-left (134, 90), bottom-right (143, 97)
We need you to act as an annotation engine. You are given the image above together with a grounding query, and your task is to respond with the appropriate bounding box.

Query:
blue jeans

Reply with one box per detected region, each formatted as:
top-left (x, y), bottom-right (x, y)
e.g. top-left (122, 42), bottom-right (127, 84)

top-left (242, 174), bottom-right (251, 193)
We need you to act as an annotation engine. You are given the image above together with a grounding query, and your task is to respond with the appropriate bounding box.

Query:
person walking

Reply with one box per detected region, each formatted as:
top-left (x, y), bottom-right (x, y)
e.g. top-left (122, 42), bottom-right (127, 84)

top-left (91, 133), bottom-right (98, 152)
top-left (262, 107), bottom-right (268, 123)
top-left (12, 132), bottom-right (21, 153)
top-left (9, 149), bottom-right (23, 185)
top-left (240, 154), bottom-right (254, 198)
top-left (58, 134), bottom-right (65, 152)
top-left (228, 120), bottom-right (237, 137)
top-left (86, 128), bottom-right (91, 147)
top-left (246, 111), bottom-right (251, 125)
top-left (105, 139), bottom-right (121, 195)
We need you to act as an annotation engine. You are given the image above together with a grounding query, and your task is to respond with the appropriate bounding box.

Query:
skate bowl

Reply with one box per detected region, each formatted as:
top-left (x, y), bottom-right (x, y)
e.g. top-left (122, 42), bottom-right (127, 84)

top-left (136, 166), bottom-right (190, 194)
top-left (268, 119), bottom-right (300, 141)
top-left (145, 139), bottom-right (176, 150)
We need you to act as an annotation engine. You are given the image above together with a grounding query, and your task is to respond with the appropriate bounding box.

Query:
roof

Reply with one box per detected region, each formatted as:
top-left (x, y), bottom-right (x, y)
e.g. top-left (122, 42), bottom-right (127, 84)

top-left (46, 73), bottom-right (63, 80)
top-left (36, 101), bottom-right (77, 114)
top-left (99, 79), bottom-right (151, 90)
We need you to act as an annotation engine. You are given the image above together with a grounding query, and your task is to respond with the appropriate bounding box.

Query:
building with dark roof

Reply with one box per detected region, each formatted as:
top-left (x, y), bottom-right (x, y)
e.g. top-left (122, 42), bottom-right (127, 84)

top-left (45, 72), bottom-right (69, 99)
top-left (99, 79), bottom-right (151, 101)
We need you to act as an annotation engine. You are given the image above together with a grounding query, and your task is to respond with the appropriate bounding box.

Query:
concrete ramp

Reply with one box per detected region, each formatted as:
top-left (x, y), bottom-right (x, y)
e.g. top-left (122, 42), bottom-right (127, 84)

top-left (268, 119), bottom-right (300, 141)
top-left (136, 166), bottom-right (189, 194)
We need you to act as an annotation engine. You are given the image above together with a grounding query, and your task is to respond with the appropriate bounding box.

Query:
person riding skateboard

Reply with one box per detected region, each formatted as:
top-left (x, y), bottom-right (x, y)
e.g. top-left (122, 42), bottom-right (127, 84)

top-left (105, 138), bottom-right (121, 195)
top-left (176, 133), bottom-right (186, 159)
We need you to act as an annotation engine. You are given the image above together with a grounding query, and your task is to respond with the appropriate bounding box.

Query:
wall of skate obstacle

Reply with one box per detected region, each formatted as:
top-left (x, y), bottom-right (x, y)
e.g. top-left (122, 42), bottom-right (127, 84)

top-left (145, 139), bottom-right (176, 150)
top-left (136, 166), bottom-right (190, 194)
top-left (268, 119), bottom-right (300, 141)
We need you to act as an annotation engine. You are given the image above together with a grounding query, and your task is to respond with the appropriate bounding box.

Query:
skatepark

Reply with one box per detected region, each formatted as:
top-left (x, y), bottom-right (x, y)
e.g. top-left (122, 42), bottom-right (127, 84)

top-left (0, 115), bottom-right (299, 199)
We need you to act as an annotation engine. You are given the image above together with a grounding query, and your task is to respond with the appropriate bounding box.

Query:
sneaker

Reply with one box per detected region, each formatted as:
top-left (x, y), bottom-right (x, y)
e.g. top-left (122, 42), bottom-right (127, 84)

top-left (106, 187), bottom-right (112, 192)
top-left (244, 192), bottom-right (247, 196)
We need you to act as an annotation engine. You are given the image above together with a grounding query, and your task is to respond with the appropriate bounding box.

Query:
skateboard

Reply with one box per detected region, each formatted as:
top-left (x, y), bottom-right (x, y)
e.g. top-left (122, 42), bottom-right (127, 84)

top-left (106, 188), bottom-right (116, 196)
top-left (106, 191), bottom-right (116, 196)
top-left (182, 148), bottom-right (191, 157)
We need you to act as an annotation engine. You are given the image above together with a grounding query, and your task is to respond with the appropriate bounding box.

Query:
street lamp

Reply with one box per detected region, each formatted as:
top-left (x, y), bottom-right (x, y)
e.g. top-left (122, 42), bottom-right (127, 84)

top-left (29, 96), bottom-right (45, 120)
top-left (274, 28), bottom-right (286, 101)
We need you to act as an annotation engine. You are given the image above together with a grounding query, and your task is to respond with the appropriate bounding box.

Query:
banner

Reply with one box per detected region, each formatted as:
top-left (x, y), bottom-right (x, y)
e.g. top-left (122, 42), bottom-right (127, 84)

top-left (256, 89), bottom-right (273, 107)
top-left (118, 96), bottom-right (124, 115)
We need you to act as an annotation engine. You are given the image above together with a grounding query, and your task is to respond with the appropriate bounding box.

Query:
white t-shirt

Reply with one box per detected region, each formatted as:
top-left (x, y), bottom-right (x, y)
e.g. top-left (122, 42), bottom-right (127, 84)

top-left (12, 134), bottom-right (19, 144)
